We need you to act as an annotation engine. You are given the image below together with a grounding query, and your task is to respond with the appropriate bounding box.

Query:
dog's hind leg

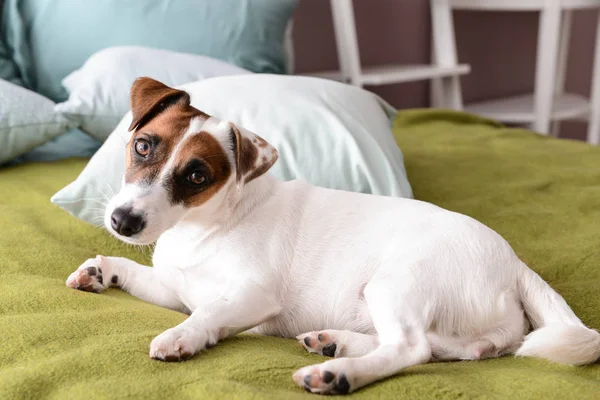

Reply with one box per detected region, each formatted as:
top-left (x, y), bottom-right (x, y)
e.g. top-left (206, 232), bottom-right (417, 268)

top-left (66, 255), bottom-right (186, 313)
top-left (293, 274), bottom-right (432, 394)
top-left (428, 295), bottom-right (527, 361)
top-left (296, 330), bottom-right (379, 358)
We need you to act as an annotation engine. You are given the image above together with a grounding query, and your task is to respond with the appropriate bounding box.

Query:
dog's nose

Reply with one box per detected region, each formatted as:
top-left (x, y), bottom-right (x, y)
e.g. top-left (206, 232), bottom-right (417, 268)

top-left (110, 207), bottom-right (145, 237)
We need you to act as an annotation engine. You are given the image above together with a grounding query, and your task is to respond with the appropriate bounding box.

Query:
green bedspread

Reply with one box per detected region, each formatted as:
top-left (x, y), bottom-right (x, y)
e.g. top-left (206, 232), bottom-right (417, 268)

top-left (1, 110), bottom-right (599, 399)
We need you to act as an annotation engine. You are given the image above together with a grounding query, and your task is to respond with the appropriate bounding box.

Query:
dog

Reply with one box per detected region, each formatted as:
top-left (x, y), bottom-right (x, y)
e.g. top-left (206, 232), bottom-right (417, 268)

top-left (66, 77), bottom-right (600, 395)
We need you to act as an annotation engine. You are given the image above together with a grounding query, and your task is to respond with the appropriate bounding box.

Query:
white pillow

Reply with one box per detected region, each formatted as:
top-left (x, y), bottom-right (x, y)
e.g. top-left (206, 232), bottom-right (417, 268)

top-left (52, 75), bottom-right (413, 225)
top-left (0, 79), bottom-right (74, 164)
top-left (54, 46), bottom-right (252, 142)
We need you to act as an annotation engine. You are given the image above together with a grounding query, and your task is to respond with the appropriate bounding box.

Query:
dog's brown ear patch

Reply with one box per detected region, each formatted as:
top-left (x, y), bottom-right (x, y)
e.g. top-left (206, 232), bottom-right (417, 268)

top-left (128, 77), bottom-right (191, 132)
top-left (230, 123), bottom-right (278, 185)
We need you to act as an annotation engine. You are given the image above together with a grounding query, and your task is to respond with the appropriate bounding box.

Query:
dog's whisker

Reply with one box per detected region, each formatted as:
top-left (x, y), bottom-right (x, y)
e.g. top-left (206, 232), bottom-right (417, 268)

top-left (77, 197), bottom-right (108, 207)
top-left (87, 207), bottom-right (107, 212)
top-left (87, 214), bottom-right (105, 219)
top-left (89, 188), bottom-right (112, 204)
top-left (98, 176), bottom-right (118, 198)
top-left (87, 182), bottom-right (114, 204)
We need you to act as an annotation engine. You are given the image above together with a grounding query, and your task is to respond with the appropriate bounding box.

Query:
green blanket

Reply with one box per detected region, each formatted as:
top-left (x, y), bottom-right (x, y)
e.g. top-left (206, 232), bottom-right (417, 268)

top-left (1, 110), bottom-right (598, 399)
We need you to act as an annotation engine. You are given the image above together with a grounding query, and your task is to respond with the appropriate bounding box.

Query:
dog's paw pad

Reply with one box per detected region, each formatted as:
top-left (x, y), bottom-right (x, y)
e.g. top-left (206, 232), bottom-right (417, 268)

top-left (297, 331), bottom-right (338, 357)
top-left (293, 366), bottom-right (351, 395)
top-left (149, 328), bottom-right (199, 362)
top-left (66, 259), bottom-right (105, 293)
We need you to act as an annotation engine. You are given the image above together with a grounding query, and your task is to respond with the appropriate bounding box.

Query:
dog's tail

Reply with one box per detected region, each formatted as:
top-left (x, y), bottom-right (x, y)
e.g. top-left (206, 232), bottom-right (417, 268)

top-left (515, 261), bottom-right (600, 365)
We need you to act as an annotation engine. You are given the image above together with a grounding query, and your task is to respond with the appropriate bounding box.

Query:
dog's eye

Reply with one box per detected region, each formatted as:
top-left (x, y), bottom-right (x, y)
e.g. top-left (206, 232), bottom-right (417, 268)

top-left (134, 139), bottom-right (150, 157)
top-left (188, 171), bottom-right (206, 185)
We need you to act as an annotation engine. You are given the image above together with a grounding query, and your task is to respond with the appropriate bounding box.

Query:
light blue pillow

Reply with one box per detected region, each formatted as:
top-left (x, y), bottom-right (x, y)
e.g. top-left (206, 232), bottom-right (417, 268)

top-left (6, 129), bottom-right (101, 165)
top-left (2, 0), bottom-right (297, 102)
top-left (0, 79), bottom-right (74, 164)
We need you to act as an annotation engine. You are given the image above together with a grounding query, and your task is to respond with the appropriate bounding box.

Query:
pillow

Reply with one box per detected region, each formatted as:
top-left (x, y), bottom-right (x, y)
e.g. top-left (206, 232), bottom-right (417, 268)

top-left (1, 0), bottom-right (297, 102)
top-left (0, 79), bottom-right (74, 164)
top-left (6, 129), bottom-right (102, 165)
top-left (52, 75), bottom-right (413, 225)
top-left (54, 46), bottom-right (252, 142)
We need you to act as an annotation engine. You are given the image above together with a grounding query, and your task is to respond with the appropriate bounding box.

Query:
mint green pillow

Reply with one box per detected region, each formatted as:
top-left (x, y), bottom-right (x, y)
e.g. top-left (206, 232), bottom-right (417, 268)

top-left (0, 79), bottom-right (74, 164)
top-left (2, 0), bottom-right (297, 102)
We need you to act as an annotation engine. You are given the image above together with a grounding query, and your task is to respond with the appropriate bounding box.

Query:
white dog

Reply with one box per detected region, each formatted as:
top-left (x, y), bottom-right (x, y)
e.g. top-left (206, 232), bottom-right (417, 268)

top-left (67, 78), bottom-right (600, 395)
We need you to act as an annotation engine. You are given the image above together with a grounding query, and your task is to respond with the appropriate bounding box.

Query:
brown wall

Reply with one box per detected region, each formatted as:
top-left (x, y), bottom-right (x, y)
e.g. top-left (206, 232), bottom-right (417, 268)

top-left (292, 0), bottom-right (598, 140)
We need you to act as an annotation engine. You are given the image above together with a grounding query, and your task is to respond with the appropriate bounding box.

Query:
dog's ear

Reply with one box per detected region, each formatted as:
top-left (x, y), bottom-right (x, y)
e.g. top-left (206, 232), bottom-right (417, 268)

top-left (229, 123), bottom-right (278, 186)
top-left (128, 77), bottom-right (191, 132)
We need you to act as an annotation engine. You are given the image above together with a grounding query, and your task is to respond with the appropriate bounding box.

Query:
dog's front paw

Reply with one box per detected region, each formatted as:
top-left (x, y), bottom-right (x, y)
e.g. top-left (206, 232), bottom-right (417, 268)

top-left (66, 256), bottom-right (107, 293)
top-left (150, 327), bottom-right (204, 362)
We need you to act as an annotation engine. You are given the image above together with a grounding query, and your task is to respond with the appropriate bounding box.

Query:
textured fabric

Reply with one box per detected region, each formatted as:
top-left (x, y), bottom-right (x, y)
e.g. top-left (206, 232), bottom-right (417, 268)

top-left (1, 110), bottom-right (599, 399)
top-left (51, 75), bottom-right (413, 225)
top-left (2, 0), bottom-right (297, 102)
top-left (0, 79), bottom-right (73, 163)
top-left (55, 46), bottom-right (252, 141)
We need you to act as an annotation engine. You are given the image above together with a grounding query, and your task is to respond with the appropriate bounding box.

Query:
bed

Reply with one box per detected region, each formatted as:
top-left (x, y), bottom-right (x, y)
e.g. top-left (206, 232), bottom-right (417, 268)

top-left (1, 109), bottom-right (598, 399)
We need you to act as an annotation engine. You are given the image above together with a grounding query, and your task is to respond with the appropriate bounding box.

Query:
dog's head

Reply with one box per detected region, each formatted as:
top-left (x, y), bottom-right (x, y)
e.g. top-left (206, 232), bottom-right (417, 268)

top-left (104, 77), bottom-right (278, 245)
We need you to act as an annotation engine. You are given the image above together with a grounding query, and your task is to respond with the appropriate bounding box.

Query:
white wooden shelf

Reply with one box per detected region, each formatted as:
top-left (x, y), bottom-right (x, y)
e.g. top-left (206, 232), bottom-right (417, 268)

top-left (302, 70), bottom-right (343, 82)
top-left (465, 93), bottom-right (590, 124)
top-left (318, 0), bottom-right (467, 110)
top-left (305, 64), bottom-right (470, 86)
top-left (449, 0), bottom-right (600, 11)
top-left (445, 0), bottom-right (600, 143)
